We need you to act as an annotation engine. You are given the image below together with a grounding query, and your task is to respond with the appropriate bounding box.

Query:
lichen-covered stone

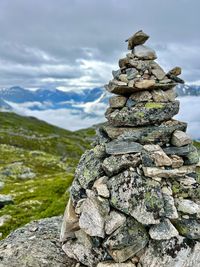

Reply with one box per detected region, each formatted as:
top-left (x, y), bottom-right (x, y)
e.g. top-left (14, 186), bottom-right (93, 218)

top-left (103, 120), bottom-right (187, 145)
top-left (74, 146), bottom-right (105, 189)
top-left (175, 199), bottom-right (200, 216)
top-left (108, 170), bottom-right (164, 225)
top-left (162, 193), bottom-right (179, 219)
top-left (163, 144), bottom-right (196, 156)
top-left (140, 236), bottom-right (200, 267)
top-left (102, 154), bottom-right (141, 176)
top-left (149, 219), bottom-right (179, 240)
top-left (174, 219), bottom-right (200, 240)
top-left (103, 218), bottom-right (149, 262)
top-left (106, 101), bottom-right (180, 127)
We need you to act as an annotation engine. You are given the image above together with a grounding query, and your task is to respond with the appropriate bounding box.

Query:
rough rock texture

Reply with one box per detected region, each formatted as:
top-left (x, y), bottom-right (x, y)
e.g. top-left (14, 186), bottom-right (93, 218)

top-left (61, 30), bottom-right (200, 267)
top-left (0, 216), bottom-right (78, 267)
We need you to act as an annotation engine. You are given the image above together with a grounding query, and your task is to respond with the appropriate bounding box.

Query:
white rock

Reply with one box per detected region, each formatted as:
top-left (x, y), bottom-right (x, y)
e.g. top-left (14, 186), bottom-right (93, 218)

top-left (171, 130), bottom-right (191, 147)
top-left (149, 218), bottom-right (179, 240)
top-left (175, 199), bottom-right (200, 216)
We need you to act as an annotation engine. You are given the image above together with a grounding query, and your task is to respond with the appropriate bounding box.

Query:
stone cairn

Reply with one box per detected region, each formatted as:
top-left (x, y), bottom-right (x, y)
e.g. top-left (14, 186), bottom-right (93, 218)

top-left (60, 31), bottom-right (200, 267)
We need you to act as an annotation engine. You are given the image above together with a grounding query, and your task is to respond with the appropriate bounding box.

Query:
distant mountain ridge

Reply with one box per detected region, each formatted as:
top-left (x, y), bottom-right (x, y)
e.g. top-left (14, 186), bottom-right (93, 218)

top-left (0, 83), bottom-right (199, 109)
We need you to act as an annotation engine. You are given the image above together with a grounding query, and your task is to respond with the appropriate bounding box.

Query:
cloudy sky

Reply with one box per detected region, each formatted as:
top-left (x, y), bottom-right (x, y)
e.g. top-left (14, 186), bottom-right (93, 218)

top-left (0, 0), bottom-right (200, 90)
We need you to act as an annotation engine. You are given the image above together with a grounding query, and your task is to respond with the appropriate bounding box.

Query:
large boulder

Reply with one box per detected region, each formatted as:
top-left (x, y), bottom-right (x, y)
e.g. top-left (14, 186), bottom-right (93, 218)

top-left (0, 216), bottom-right (78, 267)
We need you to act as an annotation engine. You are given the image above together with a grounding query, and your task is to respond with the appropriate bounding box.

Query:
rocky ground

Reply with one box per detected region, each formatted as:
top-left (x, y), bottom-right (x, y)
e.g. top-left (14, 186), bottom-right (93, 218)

top-left (0, 216), bottom-right (78, 267)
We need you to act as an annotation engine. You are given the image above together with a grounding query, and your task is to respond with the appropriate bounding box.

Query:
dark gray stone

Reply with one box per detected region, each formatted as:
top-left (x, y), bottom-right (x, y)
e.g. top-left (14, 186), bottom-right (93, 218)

top-left (102, 154), bottom-right (141, 176)
top-left (105, 140), bottom-right (143, 155)
top-left (74, 146), bottom-right (105, 189)
top-left (106, 101), bottom-right (180, 127)
top-left (163, 144), bottom-right (195, 156)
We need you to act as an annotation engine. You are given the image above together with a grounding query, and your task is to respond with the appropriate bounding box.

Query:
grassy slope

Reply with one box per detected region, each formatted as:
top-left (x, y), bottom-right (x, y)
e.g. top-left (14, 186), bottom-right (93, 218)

top-left (0, 112), bottom-right (95, 239)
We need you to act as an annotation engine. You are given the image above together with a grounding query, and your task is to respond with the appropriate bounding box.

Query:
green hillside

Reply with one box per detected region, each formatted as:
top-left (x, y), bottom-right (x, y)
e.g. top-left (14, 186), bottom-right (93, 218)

top-left (0, 112), bottom-right (95, 239)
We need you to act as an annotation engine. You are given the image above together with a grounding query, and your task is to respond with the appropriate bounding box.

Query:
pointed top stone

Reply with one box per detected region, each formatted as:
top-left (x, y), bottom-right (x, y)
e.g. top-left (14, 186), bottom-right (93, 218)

top-left (126, 30), bottom-right (149, 50)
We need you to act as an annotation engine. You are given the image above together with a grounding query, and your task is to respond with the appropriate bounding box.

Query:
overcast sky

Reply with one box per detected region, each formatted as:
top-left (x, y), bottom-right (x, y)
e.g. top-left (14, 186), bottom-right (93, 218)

top-left (0, 0), bottom-right (200, 90)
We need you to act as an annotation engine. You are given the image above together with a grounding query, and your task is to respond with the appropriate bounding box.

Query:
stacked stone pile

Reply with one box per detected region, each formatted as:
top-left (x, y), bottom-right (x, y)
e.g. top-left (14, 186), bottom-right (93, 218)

top-left (61, 31), bottom-right (200, 267)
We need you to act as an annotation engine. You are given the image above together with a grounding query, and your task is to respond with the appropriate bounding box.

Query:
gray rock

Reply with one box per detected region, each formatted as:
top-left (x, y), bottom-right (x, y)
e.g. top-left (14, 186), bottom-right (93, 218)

top-left (63, 229), bottom-right (105, 267)
top-left (171, 130), bottom-right (191, 147)
top-left (163, 144), bottom-right (195, 156)
top-left (104, 218), bottom-right (149, 262)
top-left (79, 195), bottom-right (109, 238)
top-left (162, 193), bottom-right (179, 219)
top-left (174, 219), bottom-right (200, 240)
top-left (105, 211), bottom-right (126, 235)
top-left (151, 88), bottom-right (176, 102)
top-left (108, 170), bottom-right (164, 225)
top-left (74, 146), bottom-right (105, 189)
top-left (93, 177), bottom-right (110, 198)
top-left (151, 63), bottom-right (166, 80)
top-left (140, 236), bottom-right (200, 267)
top-left (109, 96), bottom-right (127, 108)
top-left (143, 165), bottom-right (196, 179)
top-left (97, 262), bottom-right (136, 267)
top-left (102, 154), bottom-right (141, 176)
top-left (0, 194), bottom-right (13, 208)
top-left (0, 216), bottom-right (77, 267)
top-left (60, 198), bottom-right (79, 243)
top-left (175, 199), bottom-right (200, 216)
top-left (103, 120), bottom-right (187, 145)
top-left (149, 219), bottom-right (179, 240)
top-left (133, 45), bottom-right (157, 60)
top-left (119, 74), bottom-right (128, 83)
top-left (184, 146), bottom-right (199, 165)
top-left (130, 90), bottom-right (152, 103)
top-left (106, 101), bottom-right (180, 127)
top-left (105, 140), bottom-right (143, 155)
top-left (112, 69), bottom-right (121, 79)
top-left (126, 30), bottom-right (149, 49)
top-left (126, 68), bottom-right (139, 80)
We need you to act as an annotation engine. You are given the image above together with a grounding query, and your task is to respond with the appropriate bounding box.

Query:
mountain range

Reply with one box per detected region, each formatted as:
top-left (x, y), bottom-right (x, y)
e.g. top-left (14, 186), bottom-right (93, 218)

top-left (0, 84), bottom-right (200, 112)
